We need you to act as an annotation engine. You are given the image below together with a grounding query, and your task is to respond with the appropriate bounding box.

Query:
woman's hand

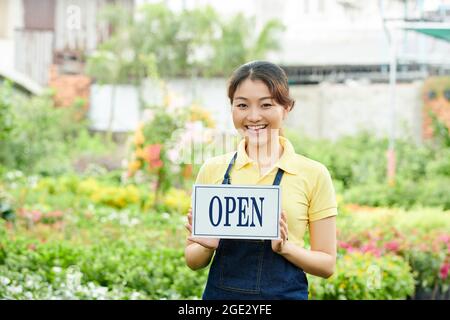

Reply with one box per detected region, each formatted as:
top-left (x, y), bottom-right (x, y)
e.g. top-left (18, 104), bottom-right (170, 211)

top-left (185, 207), bottom-right (219, 250)
top-left (272, 210), bottom-right (288, 254)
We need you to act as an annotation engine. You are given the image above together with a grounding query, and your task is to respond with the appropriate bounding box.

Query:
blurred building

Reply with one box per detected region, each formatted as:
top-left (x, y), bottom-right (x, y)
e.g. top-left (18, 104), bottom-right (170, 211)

top-left (0, 0), bottom-right (134, 86)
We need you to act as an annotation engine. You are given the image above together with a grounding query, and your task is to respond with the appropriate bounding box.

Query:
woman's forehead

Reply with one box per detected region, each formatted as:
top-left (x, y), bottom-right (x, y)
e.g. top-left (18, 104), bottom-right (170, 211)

top-left (233, 79), bottom-right (272, 99)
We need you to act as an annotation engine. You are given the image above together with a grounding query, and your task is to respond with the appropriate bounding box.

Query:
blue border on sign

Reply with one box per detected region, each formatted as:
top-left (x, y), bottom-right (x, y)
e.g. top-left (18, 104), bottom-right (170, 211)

top-left (193, 185), bottom-right (280, 239)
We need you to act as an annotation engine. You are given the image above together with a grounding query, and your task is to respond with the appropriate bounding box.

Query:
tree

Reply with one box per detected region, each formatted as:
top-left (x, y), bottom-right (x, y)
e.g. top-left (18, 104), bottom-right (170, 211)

top-left (86, 4), bottom-right (158, 141)
top-left (128, 2), bottom-right (285, 78)
top-left (207, 14), bottom-right (285, 76)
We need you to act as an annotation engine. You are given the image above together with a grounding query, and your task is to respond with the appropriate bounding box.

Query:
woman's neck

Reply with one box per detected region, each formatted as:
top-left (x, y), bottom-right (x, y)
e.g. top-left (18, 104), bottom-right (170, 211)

top-left (245, 135), bottom-right (283, 169)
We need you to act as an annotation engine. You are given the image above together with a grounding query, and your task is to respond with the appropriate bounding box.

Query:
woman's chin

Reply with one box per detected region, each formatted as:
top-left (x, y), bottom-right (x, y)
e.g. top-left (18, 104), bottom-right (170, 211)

top-left (246, 134), bottom-right (269, 147)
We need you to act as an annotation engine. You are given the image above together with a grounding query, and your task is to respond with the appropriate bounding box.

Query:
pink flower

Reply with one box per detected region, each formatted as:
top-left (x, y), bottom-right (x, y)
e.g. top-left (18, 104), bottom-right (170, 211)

top-left (339, 241), bottom-right (352, 249)
top-left (439, 234), bottom-right (450, 244)
top-left (47, 210), bottom-right (63, 218)
top-left (439, 263), bottom-right (449, 280)
top-left (31, 210), bottom-right (42, 223)
top-left (339, 241), bottom-right (356, 253)
top-left (361, 243), bottom-right (376, 253)
top-left (384, 241), bottom-right (400, 253)
top-left (358, 242), bottom-right (382, 257)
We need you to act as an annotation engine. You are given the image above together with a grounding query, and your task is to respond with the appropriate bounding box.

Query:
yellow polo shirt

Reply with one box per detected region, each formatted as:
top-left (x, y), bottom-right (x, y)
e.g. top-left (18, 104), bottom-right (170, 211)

top-left (194, 136), bottom-right (338, 248)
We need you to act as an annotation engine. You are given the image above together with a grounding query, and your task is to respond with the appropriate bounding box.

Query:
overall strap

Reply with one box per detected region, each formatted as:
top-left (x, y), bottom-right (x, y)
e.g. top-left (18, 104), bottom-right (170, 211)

top-left (273, 168), bottom-right (285, 186)
top-left (222, 152), bottom-right (238, 185)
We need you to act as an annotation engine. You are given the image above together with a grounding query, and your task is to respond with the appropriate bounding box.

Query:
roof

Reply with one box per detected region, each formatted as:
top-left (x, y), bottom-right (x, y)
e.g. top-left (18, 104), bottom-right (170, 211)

top-left (0, 66), bottom-right (43, 95)
top-left (403, 22), bottom-right (450, 43)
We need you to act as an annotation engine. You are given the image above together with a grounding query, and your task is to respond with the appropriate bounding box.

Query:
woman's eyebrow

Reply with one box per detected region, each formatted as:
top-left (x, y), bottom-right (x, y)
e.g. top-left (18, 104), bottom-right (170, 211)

top-left (234, 96), bottom-right (273, 101)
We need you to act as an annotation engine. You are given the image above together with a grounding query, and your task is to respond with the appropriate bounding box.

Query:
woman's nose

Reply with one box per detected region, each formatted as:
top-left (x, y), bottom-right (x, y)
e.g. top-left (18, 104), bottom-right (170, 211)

top-left (246, 106), bottom-right (262, 122)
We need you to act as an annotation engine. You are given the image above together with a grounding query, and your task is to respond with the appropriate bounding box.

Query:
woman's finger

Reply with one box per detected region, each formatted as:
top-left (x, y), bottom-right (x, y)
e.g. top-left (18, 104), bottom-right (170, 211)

top-left (280, 220), bottom-right (288, 241)
top-left (185, 223), bottom-right (192, 234)
top-left (283, 229), bottom-right (289, 242)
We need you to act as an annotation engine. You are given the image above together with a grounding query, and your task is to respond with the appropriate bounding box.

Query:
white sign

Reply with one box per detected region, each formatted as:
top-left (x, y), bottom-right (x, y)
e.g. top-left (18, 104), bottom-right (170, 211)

top-left (192, 184), bottom-right (281, 240)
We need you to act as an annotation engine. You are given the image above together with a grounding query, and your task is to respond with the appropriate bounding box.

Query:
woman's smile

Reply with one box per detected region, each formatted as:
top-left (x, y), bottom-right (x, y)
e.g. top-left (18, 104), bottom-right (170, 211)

top-left (245, 124), bottom-right (269, 135)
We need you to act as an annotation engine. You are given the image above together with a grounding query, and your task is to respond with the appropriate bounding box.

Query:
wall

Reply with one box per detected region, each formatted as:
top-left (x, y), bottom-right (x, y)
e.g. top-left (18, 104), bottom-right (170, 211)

top-left (89, 84), bottom-right (139, 132)
top-left (287, 81), bottom-right (424, 143)
top-left (0, 0), bottom-right (9, 38)
top-left (0, 0), bottom-right (24, 71)
top-left (48, 64), bottom-right (91, 108)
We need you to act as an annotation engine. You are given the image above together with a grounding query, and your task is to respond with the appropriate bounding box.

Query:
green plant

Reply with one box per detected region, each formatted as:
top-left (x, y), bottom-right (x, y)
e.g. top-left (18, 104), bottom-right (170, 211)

top-left (0, 81), bottom-right (14, 141)
top-left (343, 178), bottom-right (450, 210)
top-left (0, 86), bottom-right (91, 176)
top-left (428, 110), bottom-right (450, 147)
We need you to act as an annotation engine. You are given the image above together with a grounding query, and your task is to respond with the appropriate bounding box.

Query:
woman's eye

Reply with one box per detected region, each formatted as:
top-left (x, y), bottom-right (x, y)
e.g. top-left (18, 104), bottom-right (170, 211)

top-left (262, 104), bottom-right (272, 108)
top-left (236, 104), bottom-right (247, 108)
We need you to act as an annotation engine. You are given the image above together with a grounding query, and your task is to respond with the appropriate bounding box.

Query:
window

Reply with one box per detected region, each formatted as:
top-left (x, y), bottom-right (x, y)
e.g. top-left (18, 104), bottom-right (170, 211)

top-left (318, 0), bottom-right (325, 13)
top-left (23, 0), bottom-right (55, 30)
top-left (304, 0), bottom-right (309, 14)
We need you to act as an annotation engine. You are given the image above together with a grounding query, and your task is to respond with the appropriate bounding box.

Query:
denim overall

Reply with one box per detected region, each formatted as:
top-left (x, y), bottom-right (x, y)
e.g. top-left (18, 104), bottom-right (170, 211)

top-left (202, 153), bottom-right (309, 300)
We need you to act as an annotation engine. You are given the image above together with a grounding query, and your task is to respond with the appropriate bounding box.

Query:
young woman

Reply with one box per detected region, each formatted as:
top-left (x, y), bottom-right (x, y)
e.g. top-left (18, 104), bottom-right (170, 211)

top-left (185, 61), bottom-right (338, 300)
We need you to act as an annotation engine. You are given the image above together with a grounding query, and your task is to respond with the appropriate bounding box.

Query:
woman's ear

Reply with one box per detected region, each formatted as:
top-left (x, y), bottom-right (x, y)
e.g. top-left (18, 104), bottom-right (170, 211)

top-left (282, 106), bottom-right (291, 120)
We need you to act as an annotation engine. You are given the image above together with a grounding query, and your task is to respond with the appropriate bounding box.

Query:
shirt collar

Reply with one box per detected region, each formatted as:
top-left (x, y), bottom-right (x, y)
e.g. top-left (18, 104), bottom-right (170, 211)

top-left (234, 136), bottom-right (299, 175)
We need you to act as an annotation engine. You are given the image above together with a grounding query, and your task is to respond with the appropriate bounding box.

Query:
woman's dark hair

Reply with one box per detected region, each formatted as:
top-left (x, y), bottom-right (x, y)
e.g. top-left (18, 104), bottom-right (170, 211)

top-left (227, 61), bottom-right (295, 110)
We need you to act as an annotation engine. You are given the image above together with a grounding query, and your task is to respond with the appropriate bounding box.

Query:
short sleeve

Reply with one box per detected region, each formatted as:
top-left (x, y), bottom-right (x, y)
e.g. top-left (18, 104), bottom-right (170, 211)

top-left (194, 162), bottom-right (210, 184)
top-left (308, 165), bottom-right (338, 222)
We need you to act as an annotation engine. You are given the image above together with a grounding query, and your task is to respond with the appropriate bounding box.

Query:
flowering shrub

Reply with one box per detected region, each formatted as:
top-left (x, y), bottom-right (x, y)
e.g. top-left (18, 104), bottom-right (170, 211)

top-left (34, 176), bottom-right (142, 210)
top-left (338, 231), bottom-right (449, 298)
top-left (188, 103), bottom-right (216, 129)
top-left (126, 105), bottom-right (186, 205)
top-left (337, 207), bottom-right (450, 299)
top-left (126, 102), bottom-right (218, 205)
top-left (161, 188), bottom-right (191, 214)
top-left (127, 124), bottom-right (165, 177)
top-left (17, 207), bottom-right (64, 226)
top-left (0, 237), bottom-right (207, 299)
top-left (308, 252), bottom-right (415, 300)
top-left (89, 185), bottom-right (141, 209)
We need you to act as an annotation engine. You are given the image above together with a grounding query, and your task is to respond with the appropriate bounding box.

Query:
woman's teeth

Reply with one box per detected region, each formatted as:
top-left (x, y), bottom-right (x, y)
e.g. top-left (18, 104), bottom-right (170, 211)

top-left (246, 125), bottom-right (268, 130)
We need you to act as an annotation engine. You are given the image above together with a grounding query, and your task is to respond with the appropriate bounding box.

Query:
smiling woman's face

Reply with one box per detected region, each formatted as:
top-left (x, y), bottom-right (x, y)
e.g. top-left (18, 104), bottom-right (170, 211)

top-left (232, 78), bottom-right (289, 148)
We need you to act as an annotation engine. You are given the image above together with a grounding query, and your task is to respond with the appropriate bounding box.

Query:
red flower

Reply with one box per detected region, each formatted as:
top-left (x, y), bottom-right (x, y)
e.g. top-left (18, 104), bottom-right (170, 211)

top-left (439, 263), bottom-right (449, 280)
top-left (144, 144), bottom-right (163, 169)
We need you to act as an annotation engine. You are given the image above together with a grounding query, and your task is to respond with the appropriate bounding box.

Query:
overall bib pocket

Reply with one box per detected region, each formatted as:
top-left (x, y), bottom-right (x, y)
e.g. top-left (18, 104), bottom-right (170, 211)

top-left (218, 239), bottom-right (265, 294)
